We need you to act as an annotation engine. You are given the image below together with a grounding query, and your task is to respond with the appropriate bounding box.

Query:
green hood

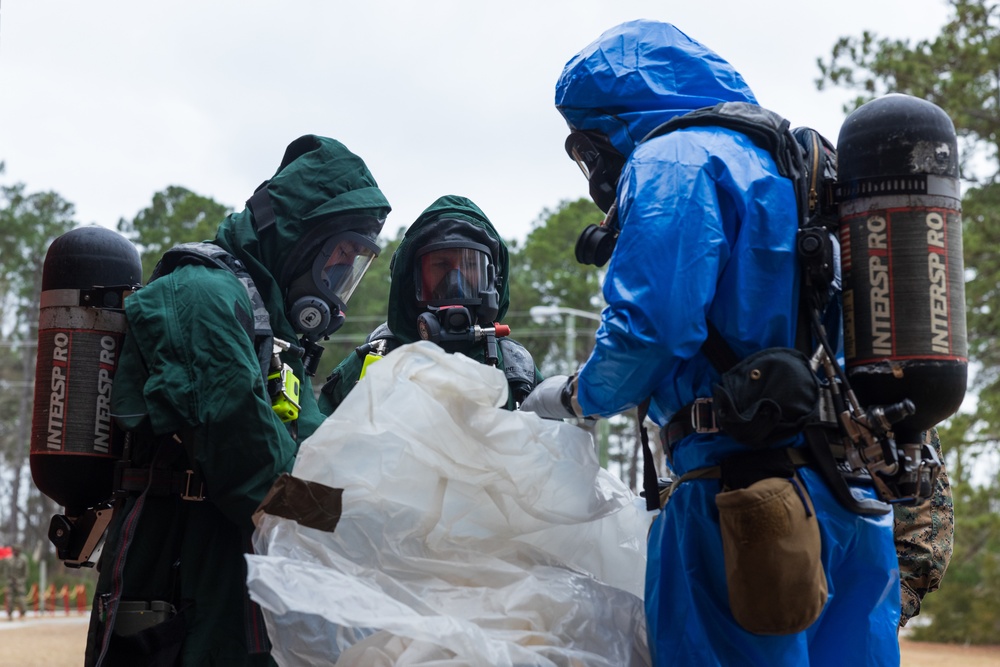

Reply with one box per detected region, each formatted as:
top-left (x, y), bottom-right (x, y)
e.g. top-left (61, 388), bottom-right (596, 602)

top-left (387, 195), bottom-right (509, 344)
top-left (214, 135), bottom-right (391, 342)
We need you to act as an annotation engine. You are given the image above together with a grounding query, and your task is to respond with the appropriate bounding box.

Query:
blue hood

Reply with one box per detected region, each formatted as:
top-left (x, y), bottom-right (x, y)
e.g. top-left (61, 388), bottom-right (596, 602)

top-left (555, 20), bottom-right (758, 156)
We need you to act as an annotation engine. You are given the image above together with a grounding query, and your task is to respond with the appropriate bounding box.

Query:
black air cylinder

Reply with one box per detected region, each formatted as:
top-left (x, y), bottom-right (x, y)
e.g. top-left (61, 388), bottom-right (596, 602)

top-left (837, 94), bottom-right (967, 442)
top-left (29, 226), bottom-right (142, 516)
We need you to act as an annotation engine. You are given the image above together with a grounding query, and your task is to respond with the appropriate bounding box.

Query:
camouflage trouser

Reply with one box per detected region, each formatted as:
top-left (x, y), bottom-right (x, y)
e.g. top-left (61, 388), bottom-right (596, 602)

top-left (893, 428), bottom-right (954, 627)
top-left (6, 580), bottom-right (27, 617)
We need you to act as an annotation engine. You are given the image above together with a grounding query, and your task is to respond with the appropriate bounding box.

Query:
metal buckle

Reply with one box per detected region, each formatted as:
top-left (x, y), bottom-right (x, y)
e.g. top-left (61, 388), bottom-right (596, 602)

top-left (690, 398), bottom-right (719, 433)
top-left (181, 470), bottom-right (205, 502)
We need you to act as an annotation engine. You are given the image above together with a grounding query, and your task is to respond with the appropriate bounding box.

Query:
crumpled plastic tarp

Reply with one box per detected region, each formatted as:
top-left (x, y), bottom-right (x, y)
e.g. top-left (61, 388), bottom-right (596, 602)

top-left (248, 341), bottom-right (652, 666)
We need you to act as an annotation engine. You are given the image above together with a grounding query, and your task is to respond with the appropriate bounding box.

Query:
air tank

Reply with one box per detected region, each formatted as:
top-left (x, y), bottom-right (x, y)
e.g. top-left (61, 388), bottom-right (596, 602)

top-left (836, 93), bottom-right (967, 443)
top-left (29, 226), bottom-right (142, 516)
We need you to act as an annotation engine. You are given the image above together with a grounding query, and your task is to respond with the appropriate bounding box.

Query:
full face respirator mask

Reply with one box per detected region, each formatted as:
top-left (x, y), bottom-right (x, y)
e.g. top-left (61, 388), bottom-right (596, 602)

top-left (285, 230), bottom-right (380, 341)
top-left (413, 240), bottom-right (499, 325)
top-left (412, 240), bottom-right (509, 365)
top-left (564, 130), bottom-right (625, 267)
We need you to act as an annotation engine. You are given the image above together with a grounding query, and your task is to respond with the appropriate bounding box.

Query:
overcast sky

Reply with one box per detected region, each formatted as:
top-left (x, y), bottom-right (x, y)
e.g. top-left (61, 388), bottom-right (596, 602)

top-left (1, 1), bottom-right (951, 244)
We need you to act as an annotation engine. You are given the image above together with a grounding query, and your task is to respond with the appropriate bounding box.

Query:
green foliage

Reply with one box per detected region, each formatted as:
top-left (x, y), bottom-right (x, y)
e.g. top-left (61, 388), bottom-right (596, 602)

top-left (0, 170), bottom-right (77, 548)
top-left (962, 184), bottom-right (1000, 434)
top-left (816, 0), bottom-right (1000, 181)
top-left (0, 345), bottom-right (24, 466)
top-left (505, 199), bottom-right (642, 488)
top-left (510, 198), bottom-right (605, 312)
top-left (507, 198), bottom-right (606, 374)
top-left (117, 185), bottom-right (232, 282)
top-left (913, 450), bottom-right (1000, 642)
top-left (0, 180), bottom-right (77, 335)
top-left (914, 408), bottom-right (1000, 642)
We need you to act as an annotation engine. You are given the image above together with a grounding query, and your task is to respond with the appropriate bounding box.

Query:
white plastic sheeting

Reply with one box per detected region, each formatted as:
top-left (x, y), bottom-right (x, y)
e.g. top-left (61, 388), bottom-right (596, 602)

top-left (248, 341), bottom-right (652, 666)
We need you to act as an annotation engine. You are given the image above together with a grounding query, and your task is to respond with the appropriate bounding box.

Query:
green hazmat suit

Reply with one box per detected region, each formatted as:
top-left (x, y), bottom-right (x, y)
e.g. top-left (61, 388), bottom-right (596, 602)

top-left (85, 135), bottom-right (390, 667)
top-left (320, 195), bottom-right (541, 413)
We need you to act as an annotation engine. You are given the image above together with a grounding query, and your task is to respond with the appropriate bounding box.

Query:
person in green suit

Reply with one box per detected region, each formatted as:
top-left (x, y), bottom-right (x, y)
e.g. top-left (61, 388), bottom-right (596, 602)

top-left (320, 195), bottom-right (541, 414)
top-left (85, 135), bottom-right (390, 667)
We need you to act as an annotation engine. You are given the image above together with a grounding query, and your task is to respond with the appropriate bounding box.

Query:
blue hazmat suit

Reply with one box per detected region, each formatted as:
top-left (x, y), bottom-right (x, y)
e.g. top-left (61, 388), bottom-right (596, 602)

top-left (555, 20), bottom-right (900, 666)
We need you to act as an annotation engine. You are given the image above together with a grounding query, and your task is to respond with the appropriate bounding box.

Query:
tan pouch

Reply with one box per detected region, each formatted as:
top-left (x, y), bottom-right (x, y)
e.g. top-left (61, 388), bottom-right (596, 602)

top-left (715, 474), bottom-right (827, 635)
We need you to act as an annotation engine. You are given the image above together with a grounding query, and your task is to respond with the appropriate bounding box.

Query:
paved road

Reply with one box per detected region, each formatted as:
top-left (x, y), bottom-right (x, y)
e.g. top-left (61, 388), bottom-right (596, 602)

top-left (0, 614), bottom-right (89, 667)
top-left (1, 614), bottom-right (998, 667)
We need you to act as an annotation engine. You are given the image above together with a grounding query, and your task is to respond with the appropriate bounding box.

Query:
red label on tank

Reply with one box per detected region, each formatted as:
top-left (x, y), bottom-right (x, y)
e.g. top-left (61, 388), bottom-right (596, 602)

top-left (31, 328), bottom-right (123, 458)
top-left (841, 205), bottom-right (967, 365)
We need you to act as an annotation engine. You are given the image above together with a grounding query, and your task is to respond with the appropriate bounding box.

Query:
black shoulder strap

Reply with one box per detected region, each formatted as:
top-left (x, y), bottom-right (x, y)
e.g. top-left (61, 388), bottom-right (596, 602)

top-left (151, 241), bottom-right (241, 280)
top-left (638, 398), bottom-right (660, 511)
top-left (791, 126), bottom-right (839, 230)
top-left (702, 320), bottom-right (741, 375)
top-left (642, 101), bottom-right (808, 225)
top-left (637, 104), bottom-right (845, 498)
top-left (644, 102), bottom-right (824, 368)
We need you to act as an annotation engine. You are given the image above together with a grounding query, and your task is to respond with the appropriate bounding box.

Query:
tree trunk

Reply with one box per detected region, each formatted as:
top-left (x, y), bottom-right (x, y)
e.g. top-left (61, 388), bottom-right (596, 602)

top-left (9, 275), bottom-right (42, 544)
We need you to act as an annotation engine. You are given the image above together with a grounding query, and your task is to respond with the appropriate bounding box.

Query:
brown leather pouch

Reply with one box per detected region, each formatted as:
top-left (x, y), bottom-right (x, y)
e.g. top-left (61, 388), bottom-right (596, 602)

top-left (715, 474), bottom-right (827, 635)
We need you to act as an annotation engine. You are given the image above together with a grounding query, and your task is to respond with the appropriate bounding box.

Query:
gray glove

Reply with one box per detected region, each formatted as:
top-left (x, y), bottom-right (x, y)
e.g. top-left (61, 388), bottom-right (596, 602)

top-left (519, 374), bottom-right (577, 420)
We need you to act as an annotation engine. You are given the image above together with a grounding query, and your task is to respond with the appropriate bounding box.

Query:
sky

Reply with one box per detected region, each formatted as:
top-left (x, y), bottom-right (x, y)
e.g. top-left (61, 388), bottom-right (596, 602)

top-left (0, 1), bottom-right (953, 244)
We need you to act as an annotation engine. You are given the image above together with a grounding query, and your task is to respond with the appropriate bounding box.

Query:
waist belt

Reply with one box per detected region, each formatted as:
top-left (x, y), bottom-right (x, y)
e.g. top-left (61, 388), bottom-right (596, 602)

top-left (661, 445), bottom-right (814, 505)
top-left (665, 397), bottom-right (719, 449)
top-left (119, 468), bottom-right (206, 501)
top-left (665, 394), bottom-right (843, 450)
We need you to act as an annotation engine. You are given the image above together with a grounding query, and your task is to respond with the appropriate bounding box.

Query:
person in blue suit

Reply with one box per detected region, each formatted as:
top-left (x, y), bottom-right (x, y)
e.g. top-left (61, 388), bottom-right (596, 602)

top-left (521, 20), bottom-right (901, 666)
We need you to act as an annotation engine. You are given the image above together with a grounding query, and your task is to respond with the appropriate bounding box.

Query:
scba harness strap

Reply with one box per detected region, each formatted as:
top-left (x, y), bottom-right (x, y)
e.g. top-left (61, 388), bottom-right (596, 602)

top-left (637, 103), bottom-right (892, 516)
top-left (641, 102), bottom-right (812, 224)
top-left (115, 242), bottom-right (297, 504)
top-left (152, 242), bottom-right (275, 384)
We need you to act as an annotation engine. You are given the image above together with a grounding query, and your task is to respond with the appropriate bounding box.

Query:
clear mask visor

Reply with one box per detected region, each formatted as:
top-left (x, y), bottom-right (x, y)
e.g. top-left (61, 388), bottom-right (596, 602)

top-left (415, 245), bottom-right (491, 304)
top-left (317, 232), bottom-right (379, 308)
top-left (565, 131), bottom-right (607, 181)
top-left (568, 143), bottom-right (594, 180)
